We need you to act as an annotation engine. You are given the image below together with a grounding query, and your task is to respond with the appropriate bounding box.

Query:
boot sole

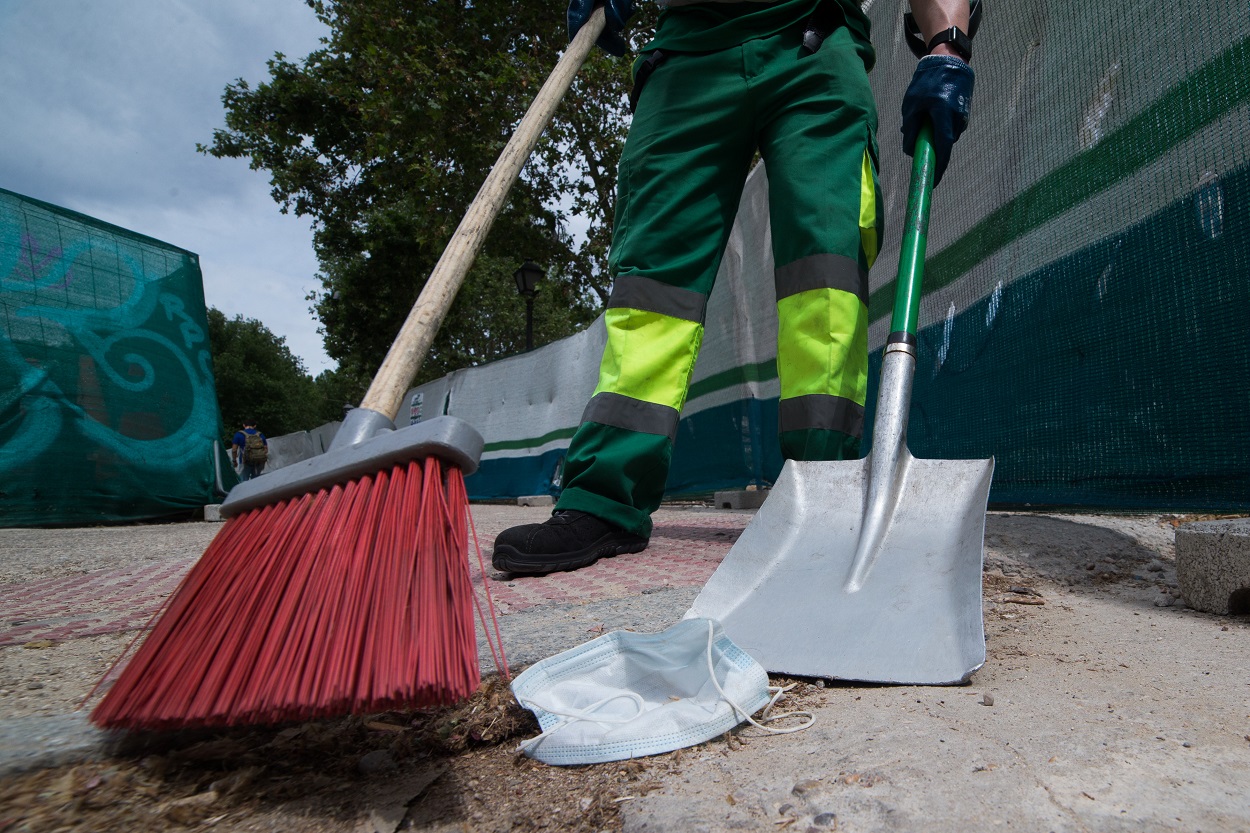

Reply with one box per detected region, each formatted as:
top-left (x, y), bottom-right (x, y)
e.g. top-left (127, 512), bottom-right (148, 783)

top-left (491, 535), bottom-right (648, 575)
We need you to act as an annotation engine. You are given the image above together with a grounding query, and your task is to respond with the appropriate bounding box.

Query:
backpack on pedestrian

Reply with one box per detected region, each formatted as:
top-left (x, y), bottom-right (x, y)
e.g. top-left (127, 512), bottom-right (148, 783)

top-left (243, 432), bottom-right (268, 466)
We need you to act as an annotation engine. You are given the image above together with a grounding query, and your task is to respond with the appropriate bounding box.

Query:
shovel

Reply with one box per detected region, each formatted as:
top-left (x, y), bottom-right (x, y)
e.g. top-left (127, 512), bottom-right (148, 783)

top-left (686, 124), bottom-right (995, 685)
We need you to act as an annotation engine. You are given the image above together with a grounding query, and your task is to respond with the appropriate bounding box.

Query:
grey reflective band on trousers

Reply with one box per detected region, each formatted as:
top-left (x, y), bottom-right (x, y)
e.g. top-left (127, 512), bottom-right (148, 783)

top-left (583, 392), bottom-right (683, 440)
top-left (609, 274), bottom-right (710, 323)
top-left (774, 253), bottom-right (869, 306)
top-left (778, 393), bottom-right (866, 438)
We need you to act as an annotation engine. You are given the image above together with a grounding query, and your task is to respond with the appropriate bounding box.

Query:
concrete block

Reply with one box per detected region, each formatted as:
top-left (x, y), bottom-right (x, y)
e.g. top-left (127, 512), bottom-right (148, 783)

top-left (204, 504), bottom-right (225, 522)
top-left (517, 495), bottom-right (554, 507)
top-left (1175, 518), bottom-right (1250, 615)
top-left (714, 489), bottom-right (768, 510)
top-left (309, 420), bottom-right (341, 455)
top-left (266, 431), bottom-right (316, 471)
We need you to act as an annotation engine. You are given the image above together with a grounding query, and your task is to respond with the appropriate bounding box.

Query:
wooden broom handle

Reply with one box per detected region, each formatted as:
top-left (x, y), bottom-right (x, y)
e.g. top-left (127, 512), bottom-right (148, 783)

top-left (359, 7), bottom-right (608, 419)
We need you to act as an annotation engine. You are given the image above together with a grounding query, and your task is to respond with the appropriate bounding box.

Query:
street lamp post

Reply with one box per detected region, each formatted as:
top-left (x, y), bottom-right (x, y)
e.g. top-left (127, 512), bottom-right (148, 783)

top-left (513, 260), bottom-right (544, 351)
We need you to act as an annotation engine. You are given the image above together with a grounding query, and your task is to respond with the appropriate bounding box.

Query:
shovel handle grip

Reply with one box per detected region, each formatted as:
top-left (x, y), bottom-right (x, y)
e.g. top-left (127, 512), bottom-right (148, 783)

top-left (890, 122), bottom-right (936, 339)
top-left (358, 7), bottom-right (607, 419)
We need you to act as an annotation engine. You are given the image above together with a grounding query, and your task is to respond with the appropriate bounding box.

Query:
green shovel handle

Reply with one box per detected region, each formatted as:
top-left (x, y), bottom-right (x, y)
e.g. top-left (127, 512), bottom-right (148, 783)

top-left (890, 121), bottom-right (936, 338)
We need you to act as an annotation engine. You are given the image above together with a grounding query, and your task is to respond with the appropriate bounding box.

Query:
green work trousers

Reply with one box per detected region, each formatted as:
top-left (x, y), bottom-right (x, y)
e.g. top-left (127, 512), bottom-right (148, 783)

top-left (557, 22), bottom-right (882, 537)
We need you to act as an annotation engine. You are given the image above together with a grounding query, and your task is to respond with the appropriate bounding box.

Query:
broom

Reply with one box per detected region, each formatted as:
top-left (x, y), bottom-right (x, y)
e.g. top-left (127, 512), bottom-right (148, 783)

top-left (90, 8), bottom-right (607, 730)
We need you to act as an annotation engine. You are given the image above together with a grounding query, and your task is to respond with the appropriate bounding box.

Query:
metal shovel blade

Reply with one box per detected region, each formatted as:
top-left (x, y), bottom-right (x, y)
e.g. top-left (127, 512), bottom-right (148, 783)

top-left (689, 124), bottom-right (994, 685)
top-left (686, 451), bottom-right (994, 685)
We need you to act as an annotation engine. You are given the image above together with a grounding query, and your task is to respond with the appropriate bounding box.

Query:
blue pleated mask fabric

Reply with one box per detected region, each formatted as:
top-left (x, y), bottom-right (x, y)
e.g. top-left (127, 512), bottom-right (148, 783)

top-left (511, 617), bottom-right (807, 766)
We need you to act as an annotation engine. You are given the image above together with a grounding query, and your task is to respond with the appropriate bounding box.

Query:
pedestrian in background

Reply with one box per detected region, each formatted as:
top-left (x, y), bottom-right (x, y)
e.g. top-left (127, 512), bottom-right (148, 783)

top-left (231, 419), bottom-right (268, 482)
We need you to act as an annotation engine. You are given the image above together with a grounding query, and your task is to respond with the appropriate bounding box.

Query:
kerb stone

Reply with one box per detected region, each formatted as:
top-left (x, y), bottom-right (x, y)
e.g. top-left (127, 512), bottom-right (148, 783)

top-left (713, 490), bottom-right (768, 510)
top-left (1175, 518), bottom-right (1250, 615)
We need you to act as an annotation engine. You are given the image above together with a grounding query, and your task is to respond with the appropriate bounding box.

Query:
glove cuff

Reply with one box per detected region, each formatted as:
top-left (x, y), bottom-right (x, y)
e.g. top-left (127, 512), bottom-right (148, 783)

top-left (917, 54), bottom-right (974, 74)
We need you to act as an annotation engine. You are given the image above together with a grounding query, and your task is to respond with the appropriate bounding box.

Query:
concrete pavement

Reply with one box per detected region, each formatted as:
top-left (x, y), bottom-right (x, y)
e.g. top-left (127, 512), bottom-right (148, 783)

top-left (1, 505), bottom-right (1248, 831)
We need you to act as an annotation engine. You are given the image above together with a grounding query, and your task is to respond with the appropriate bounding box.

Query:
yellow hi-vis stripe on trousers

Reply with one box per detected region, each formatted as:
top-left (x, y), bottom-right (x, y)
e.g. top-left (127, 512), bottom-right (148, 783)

top-left (776, 287), bottom-right (869, 406)
top-left (860, 147), bottom-right (881, 267)
top-left (595, 307), bottom-right (705, 414)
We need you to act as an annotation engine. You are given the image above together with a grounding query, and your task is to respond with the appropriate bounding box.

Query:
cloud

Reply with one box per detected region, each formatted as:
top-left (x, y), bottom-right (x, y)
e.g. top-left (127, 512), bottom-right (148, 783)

top-left (0, 0), bottom-right (334, 373)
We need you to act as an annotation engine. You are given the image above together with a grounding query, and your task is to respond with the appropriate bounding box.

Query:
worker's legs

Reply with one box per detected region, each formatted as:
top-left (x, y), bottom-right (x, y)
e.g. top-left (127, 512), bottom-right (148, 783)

top-left (493, 22), bottom-right (879, 573)
top-left (754, 23), bottom-right (880, 462)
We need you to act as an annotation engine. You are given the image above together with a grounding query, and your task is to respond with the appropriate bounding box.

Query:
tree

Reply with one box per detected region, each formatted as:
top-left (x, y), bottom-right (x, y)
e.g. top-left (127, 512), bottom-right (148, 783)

top-left (309, 364), bottom-right (371, 423)
top-left (202, 0), bottom-right (658, 387)
top-left (207, 307), bottom-right (318, 438)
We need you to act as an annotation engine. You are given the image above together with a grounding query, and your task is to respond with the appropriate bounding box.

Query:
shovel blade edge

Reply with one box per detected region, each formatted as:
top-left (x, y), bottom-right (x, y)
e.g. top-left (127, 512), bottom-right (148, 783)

top-left (686, 455), bottom-right (995, 685)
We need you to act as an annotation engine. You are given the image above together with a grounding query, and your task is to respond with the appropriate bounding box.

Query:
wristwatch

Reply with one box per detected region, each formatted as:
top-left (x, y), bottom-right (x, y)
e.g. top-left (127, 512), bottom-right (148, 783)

top-left (903, 0), bottom-right (982, 61)
top-left (926, 26), bottom-right (972, 61)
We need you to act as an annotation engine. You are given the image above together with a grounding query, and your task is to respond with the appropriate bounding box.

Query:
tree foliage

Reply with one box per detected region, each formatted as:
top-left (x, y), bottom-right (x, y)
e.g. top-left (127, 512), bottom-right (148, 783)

top-left (207, 307), bottom-right (354, 439)
top-left (202, 0), bottom-right (658, 387)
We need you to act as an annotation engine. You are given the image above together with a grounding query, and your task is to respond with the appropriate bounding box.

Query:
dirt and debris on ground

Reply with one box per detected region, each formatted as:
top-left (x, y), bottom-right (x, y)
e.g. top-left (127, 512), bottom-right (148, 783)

top-left (0, 672), bottom-right (829, 833)
top-left (0, 676), bottom-right (580, 832)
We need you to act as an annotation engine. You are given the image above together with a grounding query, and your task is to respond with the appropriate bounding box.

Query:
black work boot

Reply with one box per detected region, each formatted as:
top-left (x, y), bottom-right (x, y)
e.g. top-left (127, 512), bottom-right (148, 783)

top-left (491, 510), bottom-right (648, 574)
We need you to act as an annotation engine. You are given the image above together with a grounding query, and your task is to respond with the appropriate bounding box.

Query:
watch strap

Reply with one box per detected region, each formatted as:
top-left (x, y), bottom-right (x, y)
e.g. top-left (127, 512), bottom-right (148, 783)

top-left (926, 26), bottom-right (972, 61)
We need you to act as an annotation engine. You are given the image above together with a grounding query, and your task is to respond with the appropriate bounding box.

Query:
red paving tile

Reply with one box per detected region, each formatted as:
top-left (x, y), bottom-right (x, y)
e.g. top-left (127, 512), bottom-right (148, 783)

top-left (469, 514), bottom-right (745, 614)
top-left (0, 511), bottom-right (750, 645)
top-left (0, 559), bottom-right (194, 646)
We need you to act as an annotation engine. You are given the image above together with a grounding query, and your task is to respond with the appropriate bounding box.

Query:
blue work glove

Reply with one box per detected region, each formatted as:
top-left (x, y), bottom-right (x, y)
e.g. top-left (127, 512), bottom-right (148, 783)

top-left (568, 0), bottom-right (635, 57)
top-left (900, 55), bottom-right (976, 186)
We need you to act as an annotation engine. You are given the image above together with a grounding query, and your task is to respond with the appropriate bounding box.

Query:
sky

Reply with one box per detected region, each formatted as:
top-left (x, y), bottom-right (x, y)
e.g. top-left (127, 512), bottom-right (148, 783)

top-left (0, 0), bottom-right (336, 374)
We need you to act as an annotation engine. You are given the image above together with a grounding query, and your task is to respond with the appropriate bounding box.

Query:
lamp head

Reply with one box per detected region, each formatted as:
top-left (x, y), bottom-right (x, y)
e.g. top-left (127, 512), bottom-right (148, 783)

top-left (513, 260), bottom-right (544, 297)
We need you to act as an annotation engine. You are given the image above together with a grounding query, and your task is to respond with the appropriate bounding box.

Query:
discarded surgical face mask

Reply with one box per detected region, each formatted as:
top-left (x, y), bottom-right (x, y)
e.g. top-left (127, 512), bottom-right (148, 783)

top-left (510, 617), bottom-right (813, 766)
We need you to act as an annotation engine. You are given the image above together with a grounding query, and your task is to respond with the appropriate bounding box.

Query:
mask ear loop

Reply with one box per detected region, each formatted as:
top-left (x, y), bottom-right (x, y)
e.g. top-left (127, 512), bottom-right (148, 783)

top-left (515, 691), bottom-right (647, 753)
top-left (703, 620), bottom-right (815, 734)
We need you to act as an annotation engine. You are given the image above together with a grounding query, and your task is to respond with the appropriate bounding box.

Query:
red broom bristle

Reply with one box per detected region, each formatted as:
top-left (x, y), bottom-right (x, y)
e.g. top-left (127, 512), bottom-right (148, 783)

top-left (90, 457), bottom-right (480, 730)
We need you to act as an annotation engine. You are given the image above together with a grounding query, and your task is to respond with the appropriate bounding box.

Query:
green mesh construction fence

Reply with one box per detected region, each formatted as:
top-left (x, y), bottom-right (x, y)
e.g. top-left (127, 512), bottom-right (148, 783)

top-left (0, 188), bottom-right (229, 527)
top-left (413, 0), bottom-right (1250, 512)
top-left (861, 0), bottom-right (1250, 509)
